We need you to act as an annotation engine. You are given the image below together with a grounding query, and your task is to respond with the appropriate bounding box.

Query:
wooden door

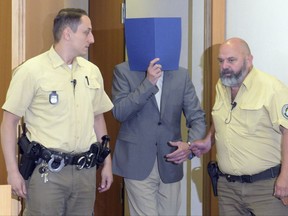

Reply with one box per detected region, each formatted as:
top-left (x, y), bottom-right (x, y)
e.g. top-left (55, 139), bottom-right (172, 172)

top-left (88, 1), bottom-right (125, 216)
top-left (202, 1), bottom-right (226, 215)
top-left (0, 0), bottom-right (12, 185)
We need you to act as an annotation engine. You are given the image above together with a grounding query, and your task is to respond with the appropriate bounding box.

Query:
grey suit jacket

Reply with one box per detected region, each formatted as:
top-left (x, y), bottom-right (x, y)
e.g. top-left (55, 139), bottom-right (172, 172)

top-left (112, 62), bottom-right (206, 183)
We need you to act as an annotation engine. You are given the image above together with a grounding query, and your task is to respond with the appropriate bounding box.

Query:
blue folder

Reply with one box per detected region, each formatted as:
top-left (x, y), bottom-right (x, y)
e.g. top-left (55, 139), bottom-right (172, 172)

top-left (125, 17), bottom-right (181, 71)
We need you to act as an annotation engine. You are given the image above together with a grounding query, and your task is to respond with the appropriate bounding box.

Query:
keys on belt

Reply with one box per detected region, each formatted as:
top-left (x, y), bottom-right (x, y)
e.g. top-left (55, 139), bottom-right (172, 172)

top-left (38, 151), bottom-right (95, 184)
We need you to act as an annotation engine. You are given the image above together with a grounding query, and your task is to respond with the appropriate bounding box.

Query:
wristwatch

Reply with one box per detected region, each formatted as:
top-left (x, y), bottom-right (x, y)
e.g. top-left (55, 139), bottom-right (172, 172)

top-left (187, 142), bottom-right (194, 160)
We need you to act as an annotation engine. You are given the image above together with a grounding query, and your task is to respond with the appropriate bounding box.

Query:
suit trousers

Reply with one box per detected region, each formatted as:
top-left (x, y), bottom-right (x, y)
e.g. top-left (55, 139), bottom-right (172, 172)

top-left (218, 175), bottom-right (288, 216)
top-left (23, 163), bottom-right (96, 216)
top-left (124, 159), bottom-right (181, 216)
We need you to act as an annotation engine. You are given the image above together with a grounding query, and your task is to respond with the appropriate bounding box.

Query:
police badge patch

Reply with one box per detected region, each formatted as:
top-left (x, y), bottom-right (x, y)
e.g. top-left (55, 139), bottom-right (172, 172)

top-left (282, 104), bottom-right (288, 119)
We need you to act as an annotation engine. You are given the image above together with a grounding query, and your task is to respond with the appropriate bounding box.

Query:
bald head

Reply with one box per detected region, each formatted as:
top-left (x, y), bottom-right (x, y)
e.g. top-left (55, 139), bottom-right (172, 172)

top-left (221, 37), bottom-right (251, 57)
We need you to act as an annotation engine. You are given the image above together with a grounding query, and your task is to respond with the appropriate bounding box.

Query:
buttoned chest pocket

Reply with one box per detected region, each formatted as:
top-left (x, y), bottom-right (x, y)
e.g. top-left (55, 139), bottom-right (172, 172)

top-left (37, 82), bottom-right (69, 113)
top-left (239, 103), bottom-right (266, 134)
top-left (84, 77), bottom-right (100, 101)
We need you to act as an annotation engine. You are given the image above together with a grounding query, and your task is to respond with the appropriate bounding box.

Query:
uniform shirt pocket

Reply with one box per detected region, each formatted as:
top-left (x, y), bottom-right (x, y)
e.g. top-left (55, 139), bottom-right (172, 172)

top-left (85, 77), bottom-right (100, 89)
top-left (239, 102), bottom-right (266, 134)
top-left (84, 77), bottom-right (101, 102)
top-left (37, 82), bottom-right (68, 114)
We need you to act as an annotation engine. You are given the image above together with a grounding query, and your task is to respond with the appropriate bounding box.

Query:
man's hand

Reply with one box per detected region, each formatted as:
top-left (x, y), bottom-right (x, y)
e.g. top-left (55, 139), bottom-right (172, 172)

top-left (274, 172), bottom-right (288, 205)
top-left (281, 197), bottom-right (288, 206)
top-left (8, 170), bottom-right (27, 199)
top-left (97, 155), bottom-right (113, 193)
top-left (146, 58), bottom-right (163, 85)
top-left (190, 139), bottom-right (212, 157)
top-left (165, 141), bottom-right (191, 164)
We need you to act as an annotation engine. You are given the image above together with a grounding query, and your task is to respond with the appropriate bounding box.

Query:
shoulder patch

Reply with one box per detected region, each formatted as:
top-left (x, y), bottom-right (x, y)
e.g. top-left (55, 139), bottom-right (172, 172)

top-left (282, 104), bottom-right (288, 119)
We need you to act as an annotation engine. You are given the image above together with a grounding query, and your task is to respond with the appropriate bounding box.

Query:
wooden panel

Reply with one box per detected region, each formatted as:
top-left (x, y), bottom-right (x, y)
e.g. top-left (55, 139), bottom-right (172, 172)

top-left (210, 1), bottom-right (225, 215)
top-left (89, 1), bottom-right (125, 216)
top-left (0, 185), bottom-right (21, 216)
top-left (203, 0), bottom-right (226, 216)
top-left (0, 185), bottom-right (12, 215)
top-left (211, 0), bottom-right (226, 101)
top-left (25, 0), bottom-right (64, 58)
top-left (0, 0), bottom-right (12, 185)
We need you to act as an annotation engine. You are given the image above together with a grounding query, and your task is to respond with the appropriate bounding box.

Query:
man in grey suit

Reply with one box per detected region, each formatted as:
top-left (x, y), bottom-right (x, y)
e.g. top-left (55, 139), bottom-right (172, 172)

top-left (112, 57), bottom-right (206, 215)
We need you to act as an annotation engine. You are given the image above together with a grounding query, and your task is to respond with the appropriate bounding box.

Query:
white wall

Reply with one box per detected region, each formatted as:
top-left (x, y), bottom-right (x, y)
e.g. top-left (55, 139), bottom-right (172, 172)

top-left (226, 0), bottom-right (288, 85)
top-left (191, 1), bottom-right (205, 215)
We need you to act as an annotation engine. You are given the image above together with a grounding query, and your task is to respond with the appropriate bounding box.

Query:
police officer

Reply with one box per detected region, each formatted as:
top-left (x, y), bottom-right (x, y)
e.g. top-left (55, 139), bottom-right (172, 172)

top-left (1, 8), bottom-right (113, 215)
top-left (191, 37), bottom-right (288, 215)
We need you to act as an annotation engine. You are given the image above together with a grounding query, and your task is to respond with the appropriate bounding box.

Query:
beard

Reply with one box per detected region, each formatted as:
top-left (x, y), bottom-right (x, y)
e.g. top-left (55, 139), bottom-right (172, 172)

top-left (220, 62), bottom-right (248, 87)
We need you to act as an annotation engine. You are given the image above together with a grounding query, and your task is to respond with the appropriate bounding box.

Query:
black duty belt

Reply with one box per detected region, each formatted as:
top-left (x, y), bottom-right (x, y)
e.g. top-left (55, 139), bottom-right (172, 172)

top-left (219, 165), bottom-right (281, 183)
top-left (40, 147), bottom-right (96, 172)
top-left (38, 135), bottom-right (111, 172)
top-left (18, 133), bottom-right (111, 179)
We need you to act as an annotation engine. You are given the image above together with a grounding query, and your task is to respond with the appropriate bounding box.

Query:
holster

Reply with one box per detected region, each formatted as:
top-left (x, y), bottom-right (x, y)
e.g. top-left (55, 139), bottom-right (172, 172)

top-left (18, 134), bottom-right (41, 180)
top-left (91, 135), bottom-right (111, 169)
top-left (207, 161), bottom-right (219, 196)
top-left (71, 135), bottom-right (111, 170)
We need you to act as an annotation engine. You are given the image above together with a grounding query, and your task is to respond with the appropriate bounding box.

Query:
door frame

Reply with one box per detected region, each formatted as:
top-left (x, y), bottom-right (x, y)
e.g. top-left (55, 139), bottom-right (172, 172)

top-left (202, 0), bottom-right (226, 215)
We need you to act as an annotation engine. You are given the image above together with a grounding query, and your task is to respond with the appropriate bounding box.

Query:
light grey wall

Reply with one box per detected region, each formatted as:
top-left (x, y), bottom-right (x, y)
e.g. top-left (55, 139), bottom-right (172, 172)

top-left (226, 0), bottom-right (288, 85)
top-left (191, 1), bottom-right (205, 215)
top-left (64, 0), bottom-right (88, 12)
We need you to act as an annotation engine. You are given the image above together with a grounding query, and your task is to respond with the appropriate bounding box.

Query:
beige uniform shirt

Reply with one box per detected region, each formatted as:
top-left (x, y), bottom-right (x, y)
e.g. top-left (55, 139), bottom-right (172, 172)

top-left (3, 47), bottom-right (113, 153)
top-left (212, 67), bottom-right (288, 175)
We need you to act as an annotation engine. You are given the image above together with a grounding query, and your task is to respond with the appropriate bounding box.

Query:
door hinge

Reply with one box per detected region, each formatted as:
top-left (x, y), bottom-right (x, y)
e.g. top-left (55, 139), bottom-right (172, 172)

top-left (121, 2), bottom-right (126, 24)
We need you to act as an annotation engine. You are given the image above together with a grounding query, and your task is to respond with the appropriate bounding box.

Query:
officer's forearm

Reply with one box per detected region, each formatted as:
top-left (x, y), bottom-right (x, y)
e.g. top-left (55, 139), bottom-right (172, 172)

top-left (1, 111), bottom-right (21, 174)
